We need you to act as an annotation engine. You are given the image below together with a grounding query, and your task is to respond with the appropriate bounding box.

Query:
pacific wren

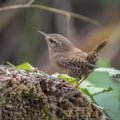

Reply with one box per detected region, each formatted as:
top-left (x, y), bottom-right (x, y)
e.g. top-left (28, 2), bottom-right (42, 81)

top-left (38, 31), bottom-right (107, 87)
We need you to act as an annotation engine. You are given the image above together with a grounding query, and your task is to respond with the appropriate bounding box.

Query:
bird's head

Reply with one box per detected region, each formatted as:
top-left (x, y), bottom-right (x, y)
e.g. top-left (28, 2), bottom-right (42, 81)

top-left (38, 31), bottom-right (74, 53)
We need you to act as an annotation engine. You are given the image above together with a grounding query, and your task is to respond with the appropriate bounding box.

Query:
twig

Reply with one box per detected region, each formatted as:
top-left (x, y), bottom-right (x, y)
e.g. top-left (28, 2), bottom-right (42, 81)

top-left (67, 15), bottom-right (71, 39)
top-left (0, 4), bottom-right (101, 26)
top-left (27, 0), bottom-right (35, 6)
top-left (6, 61), bottom-right (16, 69)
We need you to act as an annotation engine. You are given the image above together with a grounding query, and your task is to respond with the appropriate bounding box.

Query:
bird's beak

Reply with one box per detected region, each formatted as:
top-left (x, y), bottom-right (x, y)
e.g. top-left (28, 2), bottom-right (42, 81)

top-left (38, 30), bottom-right (47, 37)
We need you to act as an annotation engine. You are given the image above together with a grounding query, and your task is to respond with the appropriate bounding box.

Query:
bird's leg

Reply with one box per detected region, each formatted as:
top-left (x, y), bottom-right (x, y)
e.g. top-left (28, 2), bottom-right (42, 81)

top-left (75, 76), bottom-right (87, 88)
top-left (66, 76), bottom-right (86, 88)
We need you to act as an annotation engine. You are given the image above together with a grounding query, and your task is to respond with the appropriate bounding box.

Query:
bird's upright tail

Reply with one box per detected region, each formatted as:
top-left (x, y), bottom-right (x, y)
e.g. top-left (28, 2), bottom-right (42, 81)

top-left (87, 41), bottom-right (107, 63)
top-left (94, 41), bottom-right (107, 52)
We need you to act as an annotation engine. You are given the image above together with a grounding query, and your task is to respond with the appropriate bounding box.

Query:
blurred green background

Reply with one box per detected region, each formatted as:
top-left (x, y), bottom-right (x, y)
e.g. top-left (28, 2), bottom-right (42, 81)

top-left (0, 0), bottom-right (120, 73)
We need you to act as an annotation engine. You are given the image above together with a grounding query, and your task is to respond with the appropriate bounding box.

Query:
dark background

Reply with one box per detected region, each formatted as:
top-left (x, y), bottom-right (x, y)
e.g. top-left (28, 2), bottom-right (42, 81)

top-left (0, 0), bottom-right (120, 73)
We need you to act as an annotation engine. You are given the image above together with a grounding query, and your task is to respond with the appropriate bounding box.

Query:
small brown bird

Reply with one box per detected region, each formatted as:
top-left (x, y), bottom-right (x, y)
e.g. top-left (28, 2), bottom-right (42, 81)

top-left (38, 31), bottom-right (107, 87)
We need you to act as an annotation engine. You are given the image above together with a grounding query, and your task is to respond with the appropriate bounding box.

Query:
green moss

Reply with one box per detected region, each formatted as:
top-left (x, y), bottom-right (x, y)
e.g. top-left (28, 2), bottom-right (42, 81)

top-left (0, 79), bottom-right (55, 120)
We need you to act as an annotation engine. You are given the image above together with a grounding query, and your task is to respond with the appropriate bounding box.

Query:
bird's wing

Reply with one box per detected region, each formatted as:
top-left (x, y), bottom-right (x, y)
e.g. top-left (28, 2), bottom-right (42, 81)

top-left (57, 52), bottom-right (97, 70)
top-left (68, 53), bottom-right (97, 69)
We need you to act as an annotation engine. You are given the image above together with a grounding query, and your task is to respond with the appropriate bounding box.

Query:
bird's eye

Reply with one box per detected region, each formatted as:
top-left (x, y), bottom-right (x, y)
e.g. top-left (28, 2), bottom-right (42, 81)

top-left (49, 39), bottom-right (56, 43)
top-left (49, 38), bottom-right (62, 45)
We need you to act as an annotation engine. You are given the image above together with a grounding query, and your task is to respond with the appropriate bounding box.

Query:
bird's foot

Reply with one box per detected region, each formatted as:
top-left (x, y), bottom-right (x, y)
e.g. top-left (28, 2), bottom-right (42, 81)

top-left (63, 76), bottom-right (87, 89)
top-left (75, 77), bottom-right (87, 88)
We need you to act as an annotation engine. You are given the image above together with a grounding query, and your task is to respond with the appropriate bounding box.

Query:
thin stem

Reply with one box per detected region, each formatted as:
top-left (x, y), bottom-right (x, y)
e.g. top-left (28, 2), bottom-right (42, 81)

top-left (0, 4), bottom-right (101, 26)
top-left (27, 0), bottom-right (35, 6)
top-left (67, 15), bottom-right (70, 39)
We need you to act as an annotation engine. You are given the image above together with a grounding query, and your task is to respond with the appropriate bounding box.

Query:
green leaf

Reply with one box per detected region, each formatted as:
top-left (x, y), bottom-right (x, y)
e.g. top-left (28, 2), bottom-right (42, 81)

top-left (86, 69), bottom-right (120, 120)
top-left (80, 81), bottom-right (112, 95)
top-left (52, 73), bottom-right (75, 81)
top-left (118, 90), bottom-right (120, 110)
top-left (17, 62), bottom-right (35, 70)
top-left (95, 67), bottom-right (120, 76)
top-left (98, 57), bottom-right (110, 67)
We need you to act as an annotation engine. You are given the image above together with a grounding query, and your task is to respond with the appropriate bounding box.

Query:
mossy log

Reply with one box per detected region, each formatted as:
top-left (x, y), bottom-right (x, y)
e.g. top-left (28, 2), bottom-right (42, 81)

top-left (0, 65), bottom-right (108, 120)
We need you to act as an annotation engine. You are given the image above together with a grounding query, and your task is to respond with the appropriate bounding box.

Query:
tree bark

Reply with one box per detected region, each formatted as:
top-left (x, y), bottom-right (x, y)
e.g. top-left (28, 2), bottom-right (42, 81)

top-left (0, 65), bottom-right (108, 120)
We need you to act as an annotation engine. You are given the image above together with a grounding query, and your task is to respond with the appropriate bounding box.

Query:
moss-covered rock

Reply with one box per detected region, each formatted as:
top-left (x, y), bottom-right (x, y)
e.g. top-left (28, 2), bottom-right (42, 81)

top-left (0, 65), bottom-right (108, 120)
